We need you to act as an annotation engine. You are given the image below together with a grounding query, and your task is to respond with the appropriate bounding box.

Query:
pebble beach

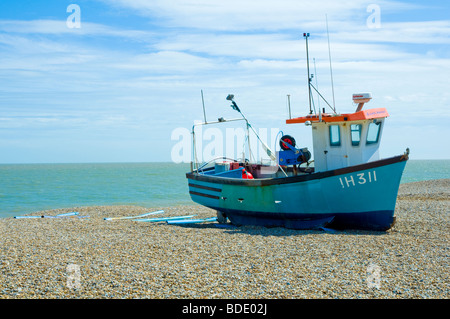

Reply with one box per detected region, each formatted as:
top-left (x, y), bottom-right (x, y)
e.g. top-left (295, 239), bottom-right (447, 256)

top-left (0, 179), bottom-right (448, 299)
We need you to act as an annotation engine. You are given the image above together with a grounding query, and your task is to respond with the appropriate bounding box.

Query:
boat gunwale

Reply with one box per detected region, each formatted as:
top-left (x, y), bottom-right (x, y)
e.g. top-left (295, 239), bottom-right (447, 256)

top-left (186, 154), bottom-right (408, 187)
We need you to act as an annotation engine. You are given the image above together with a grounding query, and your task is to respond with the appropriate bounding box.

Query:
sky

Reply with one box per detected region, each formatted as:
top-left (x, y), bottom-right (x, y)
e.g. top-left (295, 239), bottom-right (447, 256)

top-left (0, 0), bottom-right (449, 163)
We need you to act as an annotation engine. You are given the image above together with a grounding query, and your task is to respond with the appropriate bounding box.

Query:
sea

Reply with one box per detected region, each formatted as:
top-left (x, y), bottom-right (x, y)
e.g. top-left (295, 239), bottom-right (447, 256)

top-left (0, 160), bottom-right (449, 219)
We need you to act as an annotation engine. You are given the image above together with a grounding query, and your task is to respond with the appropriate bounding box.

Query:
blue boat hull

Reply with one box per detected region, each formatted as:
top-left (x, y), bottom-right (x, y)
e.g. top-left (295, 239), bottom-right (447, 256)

top-left (186, 155), bottom-right (408, 230)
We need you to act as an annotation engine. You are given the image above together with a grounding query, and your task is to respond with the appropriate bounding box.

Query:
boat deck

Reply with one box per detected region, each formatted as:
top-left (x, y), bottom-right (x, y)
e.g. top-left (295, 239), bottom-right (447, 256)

top-left (197, 163), bottom-right (314, 180)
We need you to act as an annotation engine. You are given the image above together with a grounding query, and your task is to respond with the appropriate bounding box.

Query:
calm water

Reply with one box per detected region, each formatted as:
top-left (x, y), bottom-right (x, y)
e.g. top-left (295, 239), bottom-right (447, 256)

top-left (0, 162), bottom-right (192, 218)
top-left (0, 160), bottom-right (448, 218)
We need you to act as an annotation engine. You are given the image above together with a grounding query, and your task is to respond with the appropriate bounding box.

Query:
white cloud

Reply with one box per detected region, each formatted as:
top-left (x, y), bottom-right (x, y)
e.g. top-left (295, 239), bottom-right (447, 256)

top-left (0, 19), bottom-right (151, 38)
top-left (102, 0), bottom-right (421, 31)
top-left (153, 33), bottom-right (302, 60)
top-left (155, 32), bottom-right (422, 62)
top-left (113, 51), bottom-right (217, 73)
top-left (334, 20), bottom-right (450, 45)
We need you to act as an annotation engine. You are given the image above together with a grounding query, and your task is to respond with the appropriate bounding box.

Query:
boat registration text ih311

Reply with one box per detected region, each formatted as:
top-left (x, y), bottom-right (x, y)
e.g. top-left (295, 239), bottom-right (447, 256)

top-left (339, 170), bottom-right (377, 188)
top-left (186, 33), bottom-right (409, 231)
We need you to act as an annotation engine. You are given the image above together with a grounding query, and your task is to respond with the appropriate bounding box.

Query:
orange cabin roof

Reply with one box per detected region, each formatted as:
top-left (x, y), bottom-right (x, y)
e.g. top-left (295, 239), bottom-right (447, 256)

top-left (286, 107), bottom-right (389, 124)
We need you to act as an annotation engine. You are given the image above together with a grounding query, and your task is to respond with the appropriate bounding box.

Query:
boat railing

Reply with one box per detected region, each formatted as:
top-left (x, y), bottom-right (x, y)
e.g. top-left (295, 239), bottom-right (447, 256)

top-left (196, 156), bottom-right (239, 174)
top-left (191, 118), bottom-right (250, 172)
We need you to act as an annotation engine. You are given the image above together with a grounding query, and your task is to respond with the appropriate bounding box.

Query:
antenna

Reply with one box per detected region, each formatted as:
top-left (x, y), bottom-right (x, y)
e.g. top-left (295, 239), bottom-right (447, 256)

top-left (326, 15), bottom-right (336, 113)
top-left (313, 58), bottom-right (321, 111)
top-left (301, 33), bottom-right (335, 114)
top-left (201, 89), bottom-right (207, 123)
top-left (313, 57), bottom-right (322, 121)
top-left (303, 33), bottom-right (313, 114)
top-left (287, 94), bottom-right (291, 119)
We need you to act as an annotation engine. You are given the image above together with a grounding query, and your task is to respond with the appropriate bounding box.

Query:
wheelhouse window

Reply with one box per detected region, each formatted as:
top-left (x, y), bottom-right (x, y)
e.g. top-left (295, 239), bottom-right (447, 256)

top-left (366, 121), bottom-right (381, 144)
top-left (329, 125), bottom-right (341, 147)
top-left (350, 124), bottom-right (362, 146)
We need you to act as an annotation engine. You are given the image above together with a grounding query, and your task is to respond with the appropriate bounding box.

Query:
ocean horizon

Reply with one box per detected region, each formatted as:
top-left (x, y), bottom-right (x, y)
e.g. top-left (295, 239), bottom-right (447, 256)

top-left (1, 159), bottom-right (449, 219)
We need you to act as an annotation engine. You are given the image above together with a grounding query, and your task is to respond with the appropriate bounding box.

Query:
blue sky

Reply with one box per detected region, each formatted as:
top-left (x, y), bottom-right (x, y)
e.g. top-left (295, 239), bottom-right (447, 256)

top-left (0, 0), bottom-right (449, 163)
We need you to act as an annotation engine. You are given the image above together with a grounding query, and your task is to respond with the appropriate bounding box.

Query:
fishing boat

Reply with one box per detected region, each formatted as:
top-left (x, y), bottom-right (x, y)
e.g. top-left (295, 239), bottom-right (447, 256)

top-left (186, 33), bottom-right (409, 230)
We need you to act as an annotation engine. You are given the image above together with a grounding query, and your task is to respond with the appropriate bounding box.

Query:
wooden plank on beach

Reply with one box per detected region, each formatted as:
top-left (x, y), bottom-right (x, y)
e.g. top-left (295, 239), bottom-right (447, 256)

top-left (56, 212), bottom-right (79, 217)
top-left (166, 217), bottom-right (218, 225)
top-left (133, 215), bottom-right (197, 222)
top-left (104, 210), bottom-right (164, 221)
top-left (15, 212), bottom-right (80, 219)
top-left (14, 215), bottom-right (42, 219)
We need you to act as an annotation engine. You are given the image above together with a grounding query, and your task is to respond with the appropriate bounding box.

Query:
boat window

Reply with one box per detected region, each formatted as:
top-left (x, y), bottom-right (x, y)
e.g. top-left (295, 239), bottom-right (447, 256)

top-left (366, 122), bottom-right (381, 144)
top-left (329, 125), bottom-right (341, 147)
top-left (350, 124), bottom-right (362, 146)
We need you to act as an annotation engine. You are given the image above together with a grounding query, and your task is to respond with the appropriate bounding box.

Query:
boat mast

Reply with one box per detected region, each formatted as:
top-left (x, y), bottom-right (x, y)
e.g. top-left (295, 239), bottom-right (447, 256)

top-left (303, 33), bottom-right (313, 114)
